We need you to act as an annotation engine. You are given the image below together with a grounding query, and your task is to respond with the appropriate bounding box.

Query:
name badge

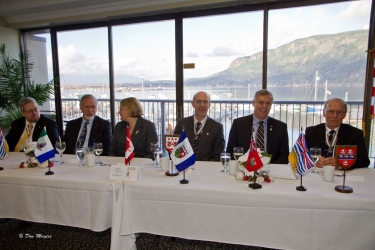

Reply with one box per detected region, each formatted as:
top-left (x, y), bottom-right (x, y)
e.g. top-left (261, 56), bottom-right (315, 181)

top-left (109, 164), bottom-right (139, 181)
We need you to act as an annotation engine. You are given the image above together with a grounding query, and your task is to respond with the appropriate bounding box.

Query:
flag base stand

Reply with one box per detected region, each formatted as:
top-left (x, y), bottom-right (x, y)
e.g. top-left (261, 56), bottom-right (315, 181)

top-left (165, 171), bottom-right (179, 176)
top-left (335, 185), bottom-right (353, 193)
top-left (179, 170), bottom-right (189, 184)
top-left (296, 174), bottom-right (306, 191)
top-left (0, 167), bottom-right (3, 171)
top-left (45, 161), bottom-right (54, 175)
top-left (248, 183), bottom-right (262, 189)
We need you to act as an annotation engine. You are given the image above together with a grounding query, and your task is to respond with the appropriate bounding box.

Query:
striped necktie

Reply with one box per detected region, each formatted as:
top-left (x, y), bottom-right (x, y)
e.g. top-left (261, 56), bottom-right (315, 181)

top-left (193, 122), bottom-right (202, 154)
top-left (256, 121), bottom-right (265, 151)
top-left (76, 121), bottom-right (89, 149)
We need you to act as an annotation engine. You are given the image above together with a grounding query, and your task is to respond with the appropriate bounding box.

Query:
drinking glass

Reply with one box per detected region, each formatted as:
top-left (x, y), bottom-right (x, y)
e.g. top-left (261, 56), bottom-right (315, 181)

top-left (75, 147), bottom-right (87, 166)
top-left (94, 142), bottom-right (104, 165)
top-left (220, 152), bottom-right (230, 173)
top-left (22, 140), bottom-right (31, 153)
top-left (310, 147), bottom-right (322, 173)
top-left (154, 149), bottom-right (163, 169)
top-left (150, 142), bottom-right (160, 166)
top-left (233, 147), bottom-right (244, 160)
top-left (55, 141), bottom-right (66, 164)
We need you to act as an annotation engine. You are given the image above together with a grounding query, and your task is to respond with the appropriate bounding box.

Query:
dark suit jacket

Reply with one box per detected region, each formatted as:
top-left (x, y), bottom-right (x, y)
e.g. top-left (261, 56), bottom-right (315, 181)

top-left (226, 114), bottom-right (289, 164)
top-left (108, 116), bottom-right (158, 159)
top-left (6, 114), bottom-right (59, 152)
top-left (173, 116), bottom-right (225, 161)
top-left (63, 116), bottom-right (112, 156)
top-left (305, 123), bottom-right (370, 169)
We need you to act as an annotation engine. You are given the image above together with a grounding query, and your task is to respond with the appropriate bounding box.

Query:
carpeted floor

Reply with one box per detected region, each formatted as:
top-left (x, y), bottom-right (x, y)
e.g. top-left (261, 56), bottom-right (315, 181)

top-left (0, 219), bottom-right (277, 250)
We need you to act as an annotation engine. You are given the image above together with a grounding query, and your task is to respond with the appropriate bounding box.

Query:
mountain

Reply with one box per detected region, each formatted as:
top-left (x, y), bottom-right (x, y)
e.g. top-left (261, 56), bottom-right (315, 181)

top-left (185, 30), bottom-right (368, 87)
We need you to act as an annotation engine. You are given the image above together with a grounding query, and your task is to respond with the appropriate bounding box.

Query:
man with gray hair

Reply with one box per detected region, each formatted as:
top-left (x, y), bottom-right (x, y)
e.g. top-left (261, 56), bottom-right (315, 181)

top-left (174, 91), bottom-right (224, 161)
top-left (6, 97), bottom-right (59, 152)
top-left (226, 89), bottom-right (289, 164)
top-left (305, 97), bottom-right (369, 169)
top-left (63, 94), bottom-right (112, 155)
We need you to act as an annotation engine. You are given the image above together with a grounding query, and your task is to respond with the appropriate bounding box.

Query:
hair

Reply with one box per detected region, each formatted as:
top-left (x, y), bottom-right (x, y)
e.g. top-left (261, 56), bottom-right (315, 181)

top-left (120, 97), bottom-right (144, 117)
top-left (193, 91), bottom-right (211, 102)
top-left (253, 89), bottom-right (274, 103)
top-left (19, 97), bottom-right (38, 112)
top-left (323, 98), bottom-right (347, 112)
top-left (80, 94), bottom-right (97, 107)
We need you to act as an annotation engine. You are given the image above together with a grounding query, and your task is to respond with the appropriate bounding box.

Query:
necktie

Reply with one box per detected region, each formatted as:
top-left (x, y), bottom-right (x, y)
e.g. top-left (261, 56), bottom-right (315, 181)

top-left (325, 130), bottom-right (336, 157)
top-left (14, 123), bottom-right (33, 152)
top-left (256, 121), bottom-right (265, 151)
top-left (76, 122), bottom-right (89, 149)
top-left (193, 122), bottom-right (202, 154)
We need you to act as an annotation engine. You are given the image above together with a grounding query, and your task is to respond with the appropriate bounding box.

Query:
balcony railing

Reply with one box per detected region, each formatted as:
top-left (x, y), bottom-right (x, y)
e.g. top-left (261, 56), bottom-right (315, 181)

top-left (51, 99), bottom-right (375, 159)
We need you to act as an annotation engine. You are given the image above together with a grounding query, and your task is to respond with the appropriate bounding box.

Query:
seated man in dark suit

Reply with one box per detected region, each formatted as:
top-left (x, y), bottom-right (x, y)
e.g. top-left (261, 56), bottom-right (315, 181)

top-left (63, 94), bottom-right (112, 155)
top-left (173, 91), bottom-right (225, 161)
top-left (305, 98), bottom-right (369, 169)
top-left (6, 97), bottom-right (59, 152)
top-left (226, 89), bottom-right (289, 164)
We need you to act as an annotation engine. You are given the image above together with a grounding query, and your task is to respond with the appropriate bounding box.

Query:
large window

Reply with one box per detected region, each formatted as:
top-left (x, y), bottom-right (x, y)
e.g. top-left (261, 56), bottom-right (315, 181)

top-left (56, 27), bottom-right (110, 128)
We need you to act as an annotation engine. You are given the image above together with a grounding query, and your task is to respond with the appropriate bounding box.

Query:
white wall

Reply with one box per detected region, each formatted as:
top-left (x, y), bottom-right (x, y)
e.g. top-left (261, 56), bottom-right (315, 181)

top-left (0, 26), bottom-right (20, 58)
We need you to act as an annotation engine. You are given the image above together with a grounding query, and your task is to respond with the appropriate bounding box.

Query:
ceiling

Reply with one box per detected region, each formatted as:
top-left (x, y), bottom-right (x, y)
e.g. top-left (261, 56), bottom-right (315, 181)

top-left (0, 0), bottom-right (278, 29)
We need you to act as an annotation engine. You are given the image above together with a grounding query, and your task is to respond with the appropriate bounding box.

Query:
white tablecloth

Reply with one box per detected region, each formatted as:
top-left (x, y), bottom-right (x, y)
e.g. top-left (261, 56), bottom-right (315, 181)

top-left (115, 161), bottom-right (375, 250)
top-left (0, 153), bottom-right (151, 232)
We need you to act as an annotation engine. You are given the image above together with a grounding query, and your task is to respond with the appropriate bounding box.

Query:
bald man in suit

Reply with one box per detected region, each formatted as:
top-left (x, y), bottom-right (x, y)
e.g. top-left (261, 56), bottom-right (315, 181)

top-left (174, 91), bottom-right (225, 161)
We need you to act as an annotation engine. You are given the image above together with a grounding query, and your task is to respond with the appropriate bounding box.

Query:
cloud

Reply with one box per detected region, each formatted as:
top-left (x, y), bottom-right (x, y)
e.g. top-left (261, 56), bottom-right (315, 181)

top-left (339, 0), bottom-right (371, 21)
top-left (206, 46), bottom-right (242, 57)
top-left (186, 51), bottom-right (199, 58)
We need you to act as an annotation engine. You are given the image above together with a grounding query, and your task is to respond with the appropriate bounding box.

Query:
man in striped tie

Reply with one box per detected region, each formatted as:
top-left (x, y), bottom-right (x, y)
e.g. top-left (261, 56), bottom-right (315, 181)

top-left (173, 91), bottom-right (225, 161)
top-left (305, 98), bottom-right (369, 169)
top-left (6, 97), bottom-right (59, 152)
top-left (226, 89), bottom-right (289, 164)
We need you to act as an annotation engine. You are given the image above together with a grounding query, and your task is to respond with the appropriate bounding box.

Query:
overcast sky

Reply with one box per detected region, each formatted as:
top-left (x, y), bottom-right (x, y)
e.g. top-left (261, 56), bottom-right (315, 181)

top-left (48, 0), bottom-right (371, 83)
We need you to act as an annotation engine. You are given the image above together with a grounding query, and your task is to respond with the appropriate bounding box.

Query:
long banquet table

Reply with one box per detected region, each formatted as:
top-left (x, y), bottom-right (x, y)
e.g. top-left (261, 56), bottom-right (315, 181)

top-left (114, 161), bottom-right (375, 250)
top-left (0, 153), bottom-right (151, 233)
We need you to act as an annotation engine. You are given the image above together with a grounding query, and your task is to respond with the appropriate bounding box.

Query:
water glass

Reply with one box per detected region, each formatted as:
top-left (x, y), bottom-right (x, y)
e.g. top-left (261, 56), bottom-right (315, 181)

top-left (233, 147), bottom-right (244, 160)
top-left (220, 152), bottom-right (230, 173)
top-left (150, 142), bottom-right (160, 165)
top-left (94, 142), bottom-right (104, 165)
top-left (55, 141), bottom-right (66, 164)
top-left (310, 147), bottom-right (322, 173)
top-left (154, 149), bottom-right (163, 169)
top-left (76, 147), bottom-right (87, 166)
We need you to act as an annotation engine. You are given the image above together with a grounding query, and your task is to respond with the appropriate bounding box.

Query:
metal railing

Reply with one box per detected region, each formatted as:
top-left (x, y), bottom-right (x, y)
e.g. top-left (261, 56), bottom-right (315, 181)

top-left (51, 99), bottom-right (375, 159)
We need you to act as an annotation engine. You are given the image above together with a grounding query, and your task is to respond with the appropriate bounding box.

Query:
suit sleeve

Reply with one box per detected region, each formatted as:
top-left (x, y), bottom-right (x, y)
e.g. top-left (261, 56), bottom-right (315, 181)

top-left (211, 123), bottom-right (225, 161)
top-left (101, 121), bottom-right (112, 156)
top-left (351, 129), bottom-right (370, 169)
top-left (46, 119), bottom-right (60, 153)
top-left (271, 123), bottom-right (289, 164)
top-left (226, 119), bottom-right (238, 159)
top-left (144, 122), bottom-right (158, 159)
top-left (108, 123), bottom-right (121, 156)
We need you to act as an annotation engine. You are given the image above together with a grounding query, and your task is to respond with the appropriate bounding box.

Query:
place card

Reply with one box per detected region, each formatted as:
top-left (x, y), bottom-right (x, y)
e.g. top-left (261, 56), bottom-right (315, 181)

top-left (109, 164), bottom-right (139, 181)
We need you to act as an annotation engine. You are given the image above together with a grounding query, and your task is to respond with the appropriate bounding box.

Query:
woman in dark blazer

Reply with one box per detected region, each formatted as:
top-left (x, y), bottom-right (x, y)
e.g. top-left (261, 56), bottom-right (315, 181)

top-left (108, 97), bottom-right (158, 159)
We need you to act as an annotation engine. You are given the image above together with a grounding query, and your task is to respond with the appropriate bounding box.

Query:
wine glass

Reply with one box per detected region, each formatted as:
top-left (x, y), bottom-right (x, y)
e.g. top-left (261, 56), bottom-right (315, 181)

top-left (150, 142), bottom-right (160, 166)
top-left (22, 140), bottom-right (31, 153)
top-left (220, 152), bottom-right (230, 173)
top-left (94, 142), bottom-right (104, 165)
top-left (233, 147), bottom-right (244, 160)
top-left (75, 147), bottom-right (87, 166)
top-left (55, 141), bottom-right (66, 164)
top-left (310, 147), bottom-right (322, 173)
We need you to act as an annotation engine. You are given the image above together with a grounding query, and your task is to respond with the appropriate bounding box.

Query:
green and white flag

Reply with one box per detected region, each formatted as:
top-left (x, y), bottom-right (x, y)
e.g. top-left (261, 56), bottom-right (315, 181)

top-left (34, 127), bottom-right (55, 163)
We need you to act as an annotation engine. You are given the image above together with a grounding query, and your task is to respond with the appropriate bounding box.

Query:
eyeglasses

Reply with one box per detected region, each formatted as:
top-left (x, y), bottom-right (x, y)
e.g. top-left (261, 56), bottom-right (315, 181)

top-left (256, 101), bottom-right (272, 106)
top-left (24, 108), bottom-right (39, 114)
top-left (194, 100), bottom-right (210, 105)
top-left (82, 105), bottom-right (97, 110)
top-left (325, 110), bottom-right (346, 116)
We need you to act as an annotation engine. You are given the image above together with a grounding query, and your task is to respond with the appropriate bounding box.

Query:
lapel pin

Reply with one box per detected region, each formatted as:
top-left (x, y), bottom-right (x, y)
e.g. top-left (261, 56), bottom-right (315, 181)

top-left (207, 133), bottom-right (209, 135)
top-left (135, 130), bottom-right (139, 134)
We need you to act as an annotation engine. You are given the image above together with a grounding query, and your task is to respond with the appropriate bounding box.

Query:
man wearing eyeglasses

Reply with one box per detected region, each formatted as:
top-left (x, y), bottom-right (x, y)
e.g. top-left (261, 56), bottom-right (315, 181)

top-left (63, 94), bottom-right (112, 155)
top-left (305, 98), bottom-right (369, 169)
top-left (226, 89), bottom-right (289, 163)
top-left (6, 97), bottom-right (59, 152)
top-left (173, 91), bottom-right (225, 161)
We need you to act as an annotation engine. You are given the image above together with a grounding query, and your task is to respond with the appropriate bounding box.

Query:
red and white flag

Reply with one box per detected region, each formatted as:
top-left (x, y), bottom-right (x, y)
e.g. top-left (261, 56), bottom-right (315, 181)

top-left (246, 139), bottom-right (263, 172)
top-left (125, 126), bottom-right (134, 165)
